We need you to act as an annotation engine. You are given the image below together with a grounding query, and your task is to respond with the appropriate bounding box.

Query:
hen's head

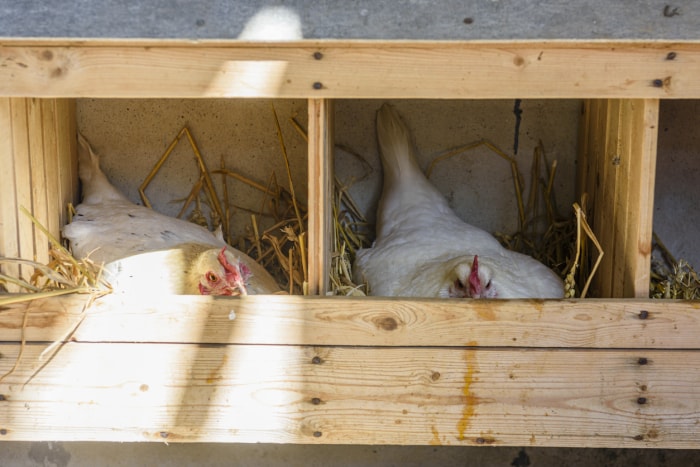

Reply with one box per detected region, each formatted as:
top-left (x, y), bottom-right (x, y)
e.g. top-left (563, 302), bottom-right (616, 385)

top-left (194, 247), bottom-right (251, 296)
top-left (448, 256), bottom-right (497, 299)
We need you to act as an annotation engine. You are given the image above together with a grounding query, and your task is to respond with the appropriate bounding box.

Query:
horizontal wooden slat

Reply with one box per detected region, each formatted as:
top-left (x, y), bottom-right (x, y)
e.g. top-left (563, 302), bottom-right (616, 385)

top-left (0, 343), bottom-right (698, 447)
top-left (1, 41), bottom-right (699, 98)
top-left (0, 295), bottom-right (698, 348)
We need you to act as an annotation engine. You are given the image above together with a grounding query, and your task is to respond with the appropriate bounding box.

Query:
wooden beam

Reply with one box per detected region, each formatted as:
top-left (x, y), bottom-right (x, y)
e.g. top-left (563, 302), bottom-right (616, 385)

top-left (624, 99), bottom-right (658, 297)
top-left (579, 99), bottom-right (658, 298)
top-left (0, 342), bottom-right (698, 447)
top-left (1, 42), bottom-right (699, 98)
top-left (55, 99), bottom-right (78, 228)
top-left (0, 295), bottom-right (695, 348)
top-left (0, 98), bottom-right (77, 291)
top-left (307, 99), bottom-right (333, 295)
top-left (0, 98), bottom-right (21, 288)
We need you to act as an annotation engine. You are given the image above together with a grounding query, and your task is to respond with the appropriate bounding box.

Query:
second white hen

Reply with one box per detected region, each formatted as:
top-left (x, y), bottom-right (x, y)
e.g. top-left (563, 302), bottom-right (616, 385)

top-left (63, 135), bottom-right (281, 296)
top-left (353, 104), bottom-right (564, 299)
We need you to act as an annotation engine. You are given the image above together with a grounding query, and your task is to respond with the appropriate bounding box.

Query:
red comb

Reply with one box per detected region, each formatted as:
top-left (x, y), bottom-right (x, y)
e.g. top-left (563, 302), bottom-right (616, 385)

top-left (217, 247), bottom-right (249, 295)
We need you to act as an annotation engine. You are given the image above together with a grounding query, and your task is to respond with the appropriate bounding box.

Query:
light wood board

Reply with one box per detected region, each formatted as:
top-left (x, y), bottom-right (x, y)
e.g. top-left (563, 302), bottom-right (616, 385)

top-left (0, 342), bottom-right (698, 447)
top-left (1, 42), bottom-right (699, 98)
top-left (0, 294), bottom-right (698, 348)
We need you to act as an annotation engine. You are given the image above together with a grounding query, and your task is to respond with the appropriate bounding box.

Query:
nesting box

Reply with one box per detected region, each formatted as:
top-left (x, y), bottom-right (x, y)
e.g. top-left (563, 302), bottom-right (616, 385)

top-left (2, 38), bottom-right (700, 449)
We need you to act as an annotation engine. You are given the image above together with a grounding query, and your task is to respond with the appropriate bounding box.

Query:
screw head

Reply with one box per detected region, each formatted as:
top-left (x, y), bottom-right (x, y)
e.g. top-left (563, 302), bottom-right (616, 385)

top-left (312, 82), bottom-right (323, 90)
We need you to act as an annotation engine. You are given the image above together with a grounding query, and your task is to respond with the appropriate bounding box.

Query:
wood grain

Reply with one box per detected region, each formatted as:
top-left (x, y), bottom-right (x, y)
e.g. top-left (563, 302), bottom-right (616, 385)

top-left (0, 98), bottom-right (21, 289)
top-left (579, 99), bottom-right (658, 298)
top-left (0, 294), bottom-right (698, 348)
top-left (307, 99), bottom-right (333, 295)
top-left (55, 99), bottom-right (78, 228)
top-left (0, 42), bottom-right (699, 98)
top-left (0, 342), bottom-right (698, 447)
top-left (8, 99), bottom-right (35, 277)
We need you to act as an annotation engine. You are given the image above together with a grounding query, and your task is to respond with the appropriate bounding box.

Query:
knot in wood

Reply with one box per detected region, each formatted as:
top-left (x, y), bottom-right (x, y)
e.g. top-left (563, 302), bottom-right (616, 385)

top-left (374, 316), bottom-right (398, 331)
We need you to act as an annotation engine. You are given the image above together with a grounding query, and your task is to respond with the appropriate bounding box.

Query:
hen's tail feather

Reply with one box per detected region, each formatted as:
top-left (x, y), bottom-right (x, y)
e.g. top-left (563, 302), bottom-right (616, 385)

top-left (77, 134), bottom-right (130, 205)
top-left (376, 104), bottom-right (423, 183)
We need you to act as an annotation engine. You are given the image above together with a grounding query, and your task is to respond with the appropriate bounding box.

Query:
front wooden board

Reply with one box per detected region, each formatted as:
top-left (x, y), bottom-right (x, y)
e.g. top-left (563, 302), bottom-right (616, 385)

top-left (1, 295), bottom-right (699, 447)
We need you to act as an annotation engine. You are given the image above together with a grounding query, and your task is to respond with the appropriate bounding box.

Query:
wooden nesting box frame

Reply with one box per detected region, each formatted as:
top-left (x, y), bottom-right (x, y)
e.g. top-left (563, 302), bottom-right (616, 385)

top-left (2, 39), bottom-right (700, 448)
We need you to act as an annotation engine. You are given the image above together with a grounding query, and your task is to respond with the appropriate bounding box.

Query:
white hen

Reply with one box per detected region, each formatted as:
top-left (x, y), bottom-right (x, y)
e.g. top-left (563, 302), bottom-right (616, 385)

top-left (63, 135), bottom-right (281, 296)
top-left (353, 104), bottom-right (564, 299)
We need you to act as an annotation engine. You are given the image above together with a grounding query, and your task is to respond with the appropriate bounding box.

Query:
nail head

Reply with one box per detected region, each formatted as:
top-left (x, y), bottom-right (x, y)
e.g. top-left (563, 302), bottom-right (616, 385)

top-left (312, 82), bottom-right (323, 90)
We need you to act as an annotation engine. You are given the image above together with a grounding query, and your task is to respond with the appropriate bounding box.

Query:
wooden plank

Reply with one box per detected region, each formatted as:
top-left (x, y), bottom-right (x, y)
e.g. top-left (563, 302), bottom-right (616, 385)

top-left (8, 99), bottom-right (35, 276)
top-left (583, 99), bottom-right (659, 299)
top-left (586, 99), bottom-right (608, 297)
top-left (0, 98), bottom-right (21, 289)
top-left (598, 99), bottom-right (617, 297)
top-left (307, 99), bottom-right (333, 295)
top-left (611, 100), bottom-right (633, 298)
top-left (0, 42), bottom-right (699, 98)
top-left (40, 99), bottom-right (61, 241)
top-left (26, 98), bottom-right (50, 265)
top-left (0, 294), bottom-right (697, 348)
top-left (626, 99), bottom-right (658, 298)
top-left (0, 342), bottom-right (698, 447)
top-left (55, 99), bottom-right (78, 228)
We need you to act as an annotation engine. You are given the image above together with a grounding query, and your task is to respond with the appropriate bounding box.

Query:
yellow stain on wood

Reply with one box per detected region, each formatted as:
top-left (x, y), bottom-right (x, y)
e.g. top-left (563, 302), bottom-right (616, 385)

top-left (206, 354), bottom-right (228, 384)
top-left (457, 341), bottom-right (478, 441)
top-left (430, 425), bottom-right (442, 446)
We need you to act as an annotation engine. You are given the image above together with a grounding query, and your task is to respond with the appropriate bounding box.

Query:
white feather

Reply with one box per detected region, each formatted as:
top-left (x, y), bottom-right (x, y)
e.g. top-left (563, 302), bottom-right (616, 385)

top-left (63, 135), bottom-right (281, 295)
top-left (353, 104), bottom-right (564, 299)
